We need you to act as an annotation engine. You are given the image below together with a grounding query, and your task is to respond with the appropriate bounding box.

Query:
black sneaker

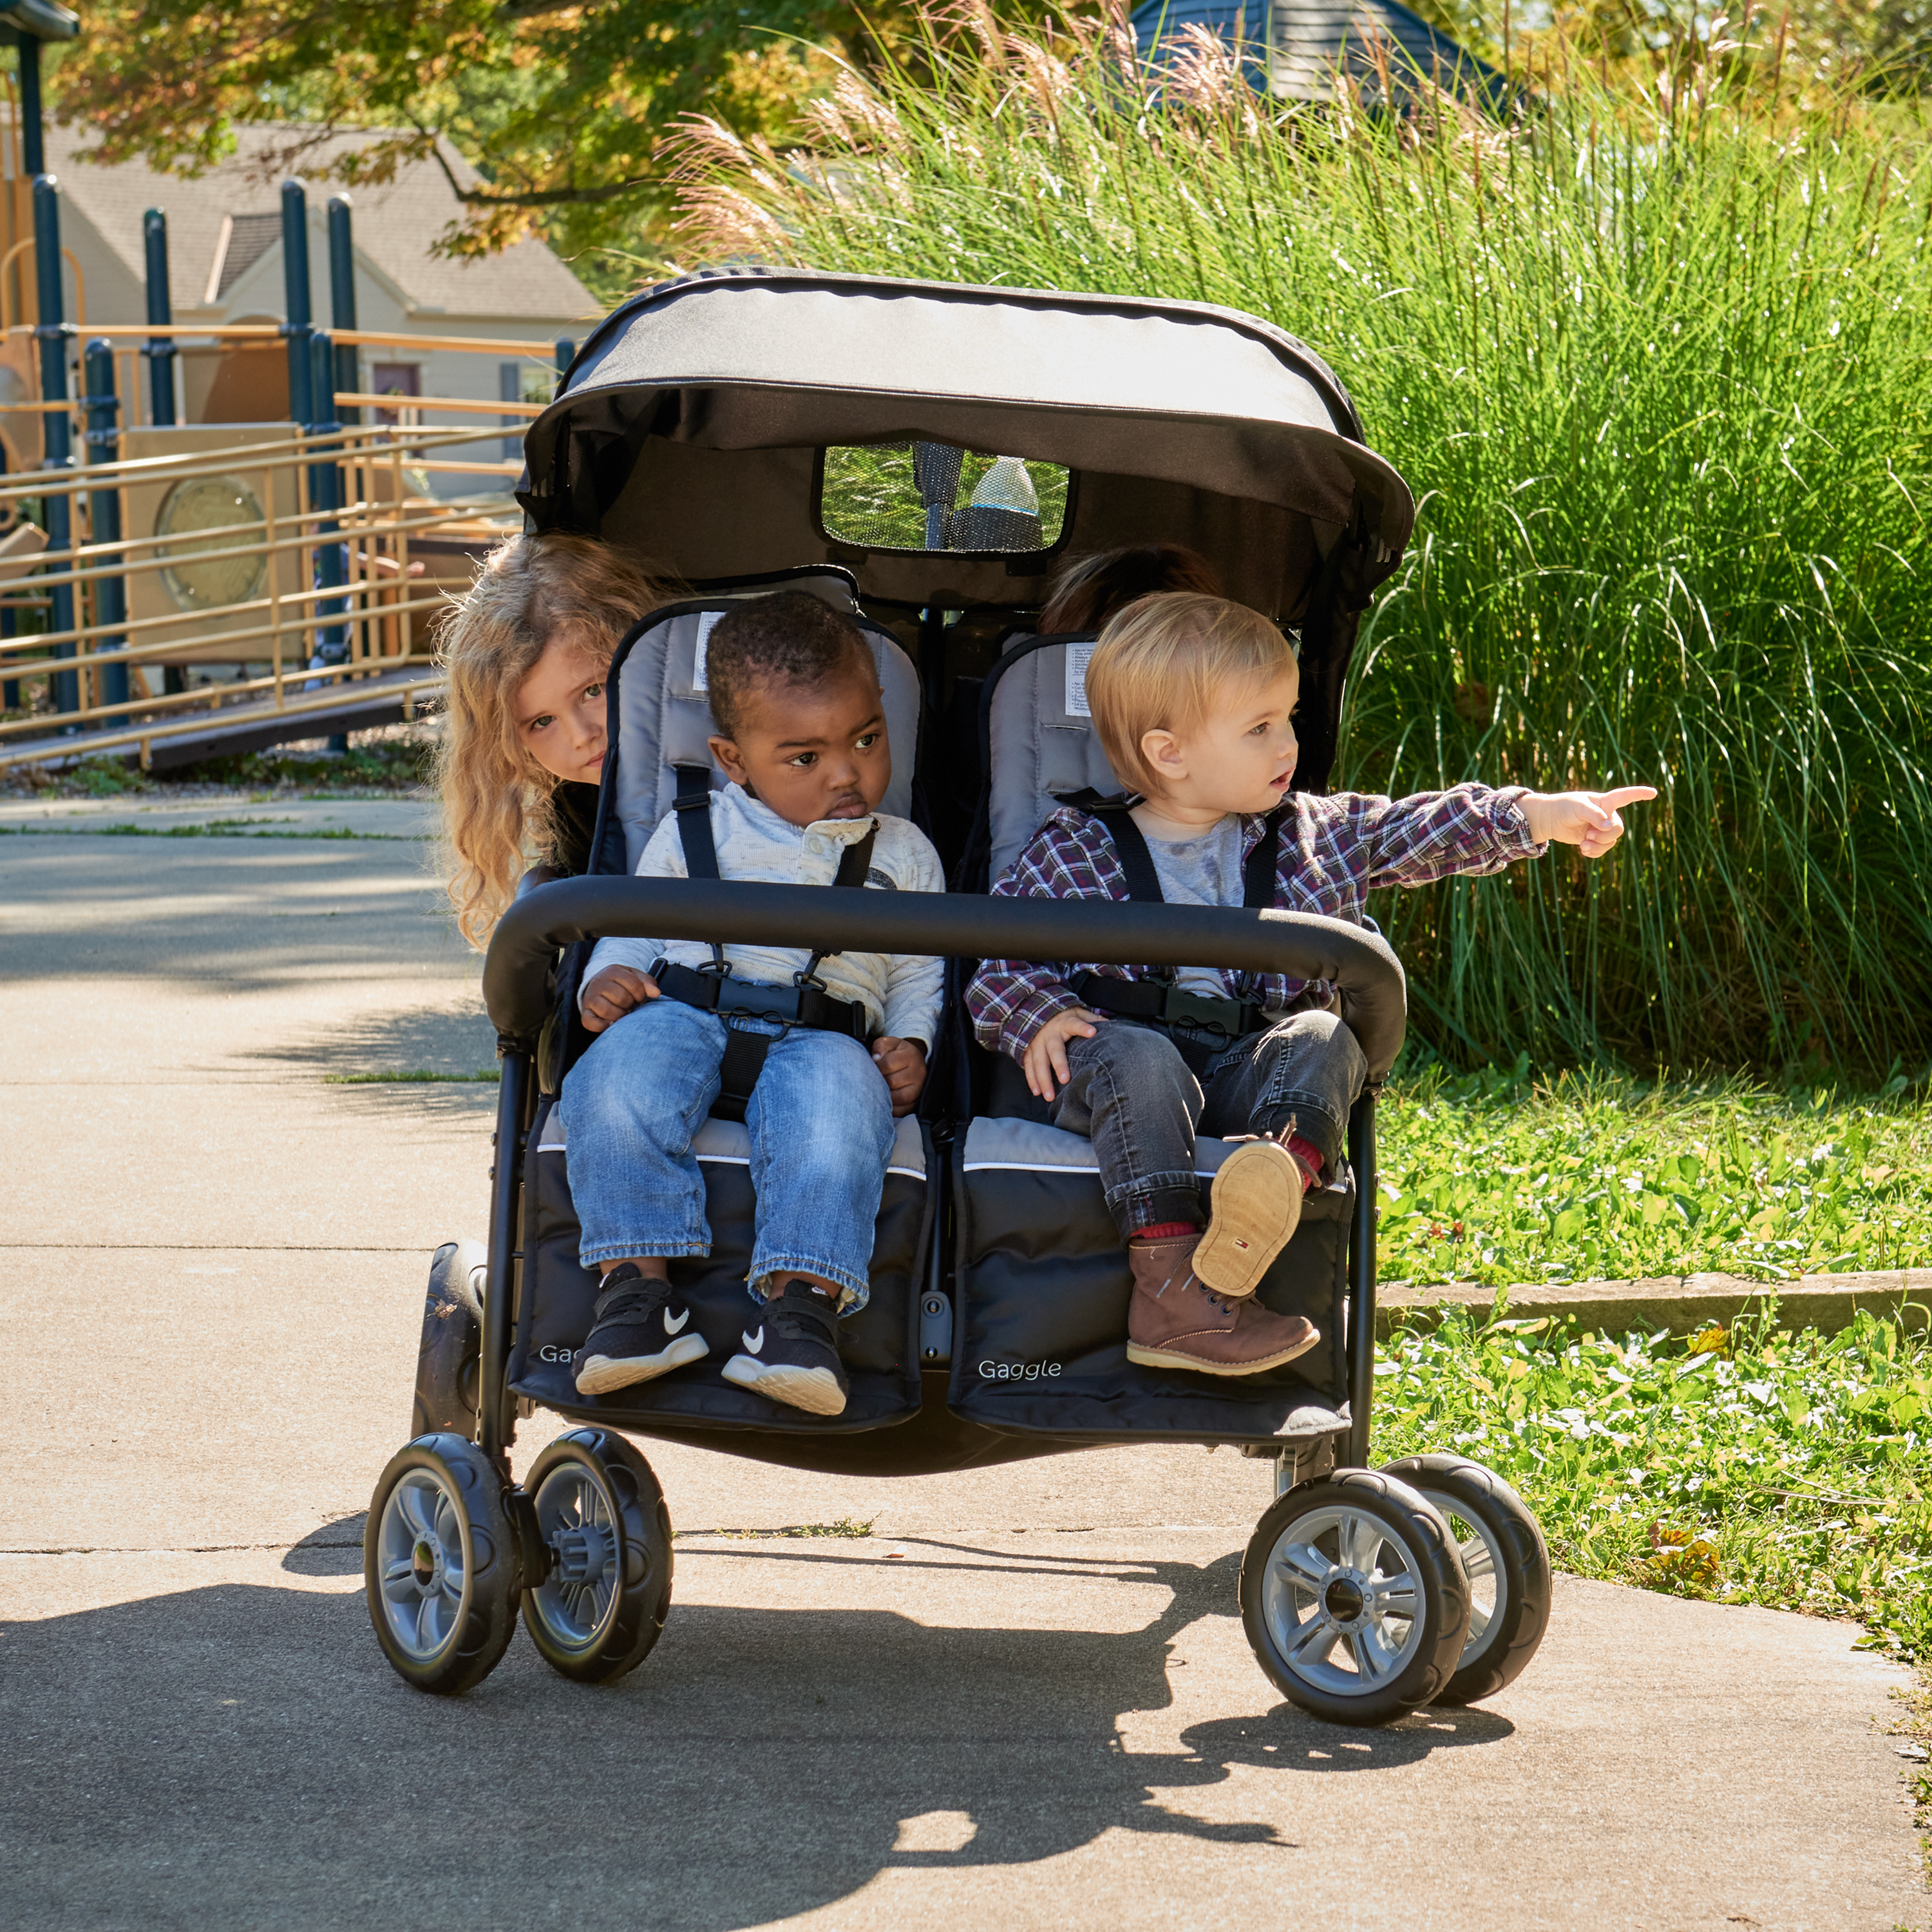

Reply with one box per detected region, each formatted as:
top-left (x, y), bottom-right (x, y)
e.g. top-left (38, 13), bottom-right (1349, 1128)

top-left (574, 1265), bottom-right (708, 1396)
top-left (722, 1281), bottom-right (849, 1417)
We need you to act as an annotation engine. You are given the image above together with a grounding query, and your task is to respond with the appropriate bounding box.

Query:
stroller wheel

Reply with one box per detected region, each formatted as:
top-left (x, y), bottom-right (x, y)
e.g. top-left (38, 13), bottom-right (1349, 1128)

top-left (1239, 1470), bottom-right (1471, 1727)
top-left (1381, 1454), bottom-right (1551, 1704)
top-left (520, 1429), bottom-right (674, 1684)
top-left (412, 1240), bottom-right (486, 1440)
top-left (365, 1434), bottom-right (520, 1695)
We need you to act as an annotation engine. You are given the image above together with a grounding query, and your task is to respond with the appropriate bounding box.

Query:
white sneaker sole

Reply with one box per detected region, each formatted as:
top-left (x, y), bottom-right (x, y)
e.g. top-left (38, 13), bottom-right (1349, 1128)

top-left (722, 1355), bottom-right (848, 1416)
top-left (574, 1332), bottom-right (708, 1396)
top-left (1193, 1140), bottom-right (1304, 1299)
top-left (1126, 1324), bottom-right (1321, 1376)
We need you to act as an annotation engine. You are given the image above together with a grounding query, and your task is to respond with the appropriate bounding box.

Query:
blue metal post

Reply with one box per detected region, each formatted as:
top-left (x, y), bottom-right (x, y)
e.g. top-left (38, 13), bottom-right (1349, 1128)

top-left (280, 179), bottom-right (313, 430)
top-left (82, 339), bottom-right (129, 710)
top-left (326, 196), bottom-right (358, 425)
top-left (554, 337), bottom-right (574, 387)
top-left (17, 30), bottom-right (44, 176)
top-left (308, 330), bottom-right (350, 751)
top-left (142, 210), bottom-right (176, 426)
top-left (33, 173), bottom-right (76, 717)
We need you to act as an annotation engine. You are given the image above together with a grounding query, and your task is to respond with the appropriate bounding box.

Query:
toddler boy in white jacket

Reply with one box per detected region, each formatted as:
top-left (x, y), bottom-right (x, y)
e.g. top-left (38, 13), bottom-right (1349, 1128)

top-left (560, 592), bottom-right (943, 1417)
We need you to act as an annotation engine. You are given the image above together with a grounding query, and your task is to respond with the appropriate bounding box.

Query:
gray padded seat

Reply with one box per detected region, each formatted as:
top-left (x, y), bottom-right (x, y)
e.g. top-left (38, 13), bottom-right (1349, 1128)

top-left (610, 571), bottom-right (920, 871)
top-left (983, 635), bottom-right (1123, 879)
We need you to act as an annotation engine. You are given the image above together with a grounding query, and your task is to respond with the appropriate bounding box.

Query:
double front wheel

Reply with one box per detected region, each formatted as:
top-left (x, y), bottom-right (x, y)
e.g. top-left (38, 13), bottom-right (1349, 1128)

top-left (1239, 1469), bottom-right (1472, 1725)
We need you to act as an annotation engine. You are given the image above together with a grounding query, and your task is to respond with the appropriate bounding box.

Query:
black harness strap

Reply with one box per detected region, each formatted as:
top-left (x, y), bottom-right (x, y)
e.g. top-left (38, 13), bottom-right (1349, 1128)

top-left (1063, 797), bottom-right (1293, 1045)
top-left (659, 780), bottom-right (880, 1119)
top-left (672, 764), bottom-right (720, 882)
top-left (1242, 805), bottom-right (1287, 910)
top-left (1092, 805), bottom-right (1164, 905)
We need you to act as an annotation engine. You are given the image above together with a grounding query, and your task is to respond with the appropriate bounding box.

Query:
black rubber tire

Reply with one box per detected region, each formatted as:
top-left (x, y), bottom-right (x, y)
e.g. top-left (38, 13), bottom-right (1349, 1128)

top-left (364, 1434), bottom-right (520, 1696)
top-left (1381, 1454), bottom-right (1551, 1705)
top-left (520, 1428), bottom-right (674, 1685)
top-left (412, 1240), bottom-right (487, 1440)
top-left (1239, 1469), bottom-right (1472, 1727)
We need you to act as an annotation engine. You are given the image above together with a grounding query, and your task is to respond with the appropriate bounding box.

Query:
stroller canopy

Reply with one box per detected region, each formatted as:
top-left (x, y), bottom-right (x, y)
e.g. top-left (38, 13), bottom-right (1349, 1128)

top-left (518, 269), bottom-right (1414, 623)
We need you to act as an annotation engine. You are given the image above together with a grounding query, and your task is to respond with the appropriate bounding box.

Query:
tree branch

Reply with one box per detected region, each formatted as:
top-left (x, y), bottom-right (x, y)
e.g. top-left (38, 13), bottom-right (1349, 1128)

top-left (410, 115), bottom-right (660, 209)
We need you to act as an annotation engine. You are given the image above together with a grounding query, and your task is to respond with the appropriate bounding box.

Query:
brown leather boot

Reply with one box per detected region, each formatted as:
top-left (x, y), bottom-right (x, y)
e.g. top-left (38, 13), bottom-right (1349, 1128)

top-left (1193, 1138), bottom-right (1305, 1300)
top-left (1124, 1233), bottom-right (1321, 1376)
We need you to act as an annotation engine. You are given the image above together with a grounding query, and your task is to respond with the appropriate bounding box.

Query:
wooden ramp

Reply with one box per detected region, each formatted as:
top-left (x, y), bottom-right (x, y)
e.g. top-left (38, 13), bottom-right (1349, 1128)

top-left (0, 665), bottom-right (443, 773)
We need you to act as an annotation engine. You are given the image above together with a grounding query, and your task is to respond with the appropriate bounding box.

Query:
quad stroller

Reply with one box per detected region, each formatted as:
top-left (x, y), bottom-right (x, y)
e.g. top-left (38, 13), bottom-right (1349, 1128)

top-left (366, 269), bottom-right (1551, 1724)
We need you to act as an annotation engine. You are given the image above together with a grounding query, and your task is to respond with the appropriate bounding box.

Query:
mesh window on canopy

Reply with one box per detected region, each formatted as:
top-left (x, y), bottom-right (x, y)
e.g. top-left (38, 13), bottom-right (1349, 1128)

top-left (820, 441), bottom-right (1068, 554)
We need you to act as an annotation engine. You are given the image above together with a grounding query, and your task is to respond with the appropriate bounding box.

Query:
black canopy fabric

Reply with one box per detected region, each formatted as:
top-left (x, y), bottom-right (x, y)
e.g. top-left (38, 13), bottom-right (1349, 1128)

top-left (518, 268), bottom-right (1416, 622)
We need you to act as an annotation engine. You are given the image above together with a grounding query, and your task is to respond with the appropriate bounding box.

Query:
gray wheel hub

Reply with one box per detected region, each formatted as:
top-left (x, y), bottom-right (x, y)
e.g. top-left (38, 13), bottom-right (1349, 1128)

top-left (1416, 1486), bottom-right (1504, 1663)
top-left (376, 1469), bottom-right (470, 1662)
top-left (1261, 1502), bottom-right (1427, 1698)
top-left (553, 1521), bottom-right (610, 1586)
top-left (528, 1464), bottom-right (625, 1652)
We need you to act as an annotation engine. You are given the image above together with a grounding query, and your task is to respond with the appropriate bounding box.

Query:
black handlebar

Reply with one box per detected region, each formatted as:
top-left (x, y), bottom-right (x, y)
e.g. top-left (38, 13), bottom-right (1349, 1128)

top-left (483, 877), bottom-right (1408, 1077)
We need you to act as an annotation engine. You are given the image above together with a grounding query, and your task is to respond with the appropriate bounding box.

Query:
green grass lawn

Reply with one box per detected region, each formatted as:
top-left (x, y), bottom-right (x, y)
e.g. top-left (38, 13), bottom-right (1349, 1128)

top-left (1378, 1062), bottom-right (1932, 1288)
top-left (1370, 1068), bottom-right (1932, 1672)
top-left (1374, 1309), bottom-right (1932, 1665)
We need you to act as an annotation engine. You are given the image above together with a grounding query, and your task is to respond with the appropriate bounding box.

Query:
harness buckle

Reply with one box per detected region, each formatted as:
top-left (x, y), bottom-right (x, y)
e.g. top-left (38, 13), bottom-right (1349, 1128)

top-left (1160, 987), bottom-right (1250, 1039)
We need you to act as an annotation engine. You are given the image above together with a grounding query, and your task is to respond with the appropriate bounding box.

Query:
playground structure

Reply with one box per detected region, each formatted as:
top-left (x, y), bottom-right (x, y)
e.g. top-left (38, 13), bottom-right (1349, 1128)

top-left (0, 16), bottom-right (558, 771)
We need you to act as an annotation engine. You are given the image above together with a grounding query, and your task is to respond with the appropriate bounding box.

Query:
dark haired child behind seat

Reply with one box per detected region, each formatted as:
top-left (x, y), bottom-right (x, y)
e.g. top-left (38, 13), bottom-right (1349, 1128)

top-left (968, 592), bottom-right (1656, 1380)
top-left (560, 591), bottom-right (944, 1418)
top-left (1037, 543), bottom-right (1222, 634)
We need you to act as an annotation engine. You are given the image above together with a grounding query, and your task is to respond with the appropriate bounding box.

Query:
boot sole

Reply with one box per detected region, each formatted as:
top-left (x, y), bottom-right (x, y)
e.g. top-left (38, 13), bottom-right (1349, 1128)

top-left (723, 1356), bottom-right (849, 1417)
top-left (1127, 1323), bottom-right (1321, 1376)
top-left (574, 1334), bottom-right (709, 1396)
top-left (1193, 1141), bottom-right (1304, 1298)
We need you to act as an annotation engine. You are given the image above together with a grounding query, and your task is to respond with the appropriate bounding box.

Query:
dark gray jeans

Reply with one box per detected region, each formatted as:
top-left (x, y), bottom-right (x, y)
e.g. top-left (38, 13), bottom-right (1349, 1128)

top-left (1051, 1009), bottom-right (1368, 1238)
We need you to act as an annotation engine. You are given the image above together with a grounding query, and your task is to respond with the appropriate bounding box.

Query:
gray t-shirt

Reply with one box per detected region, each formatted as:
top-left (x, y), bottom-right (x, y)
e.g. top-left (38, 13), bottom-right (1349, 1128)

top-left (1142, 816), bottom-right (1244, 997)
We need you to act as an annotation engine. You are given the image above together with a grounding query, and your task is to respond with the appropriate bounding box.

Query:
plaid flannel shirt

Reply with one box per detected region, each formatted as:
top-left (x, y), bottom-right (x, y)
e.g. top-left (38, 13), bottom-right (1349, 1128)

top-left (965, 784), bottom-right (1543, 1063)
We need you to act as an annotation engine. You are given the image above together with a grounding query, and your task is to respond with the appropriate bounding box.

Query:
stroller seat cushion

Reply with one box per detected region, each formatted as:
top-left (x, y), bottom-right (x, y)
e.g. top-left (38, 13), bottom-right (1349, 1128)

top-left (960, 1115), bottom-right (1347, 1204)
top-left (538, 1106), bottom-right (927, 1180)
top-left (985, 638), bottom-right (1127, 881)
top-left (952, 1114), bottom-right (1352, 1444)
top-left (513, 1100), bottom-right (931, 1434)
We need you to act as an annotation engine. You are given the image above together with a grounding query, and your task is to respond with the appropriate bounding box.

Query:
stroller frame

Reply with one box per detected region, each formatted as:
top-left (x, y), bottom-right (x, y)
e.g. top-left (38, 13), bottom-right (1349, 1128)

top-left (367, 269), bottom-right (1551, 1722)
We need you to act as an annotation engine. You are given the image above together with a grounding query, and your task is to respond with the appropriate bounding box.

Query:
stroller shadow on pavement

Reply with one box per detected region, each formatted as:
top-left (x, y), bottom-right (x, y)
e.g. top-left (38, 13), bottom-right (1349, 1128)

top-left (2, 1535), bottom-right (1511, 1929)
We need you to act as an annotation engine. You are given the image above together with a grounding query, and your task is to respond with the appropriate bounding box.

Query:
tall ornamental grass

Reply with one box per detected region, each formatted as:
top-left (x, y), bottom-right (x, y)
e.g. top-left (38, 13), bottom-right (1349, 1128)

top-left (669, 12), bottom-right (1932, 1073)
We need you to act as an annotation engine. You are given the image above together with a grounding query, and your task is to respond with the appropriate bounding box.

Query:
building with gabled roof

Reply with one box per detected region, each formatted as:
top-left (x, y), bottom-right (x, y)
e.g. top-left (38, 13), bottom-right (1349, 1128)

top-left (1, 117), bottom-right (599, 482)
top-left (1130, 0), bottom-right (1505, 108)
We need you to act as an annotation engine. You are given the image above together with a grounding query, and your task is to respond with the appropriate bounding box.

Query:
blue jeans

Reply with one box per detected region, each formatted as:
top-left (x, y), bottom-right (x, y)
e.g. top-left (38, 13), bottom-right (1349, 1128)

top-left (559, 998), bottom-right (895, 1311)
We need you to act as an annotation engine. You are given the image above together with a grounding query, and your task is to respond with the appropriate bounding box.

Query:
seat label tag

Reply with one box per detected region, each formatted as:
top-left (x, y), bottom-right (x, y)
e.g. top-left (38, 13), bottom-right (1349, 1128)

top-left (1063, 643), bottom-right (1095, 719)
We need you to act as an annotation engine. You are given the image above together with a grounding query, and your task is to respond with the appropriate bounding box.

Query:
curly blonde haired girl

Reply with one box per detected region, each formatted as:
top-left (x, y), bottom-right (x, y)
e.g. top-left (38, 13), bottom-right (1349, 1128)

top-left (437, 531), bottom-right (681, 947)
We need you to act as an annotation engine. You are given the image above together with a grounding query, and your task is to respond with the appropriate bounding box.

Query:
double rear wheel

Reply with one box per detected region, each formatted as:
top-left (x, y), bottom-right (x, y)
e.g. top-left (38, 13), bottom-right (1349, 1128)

top-left (364, 1427), bottom-right (675, 1695)
top-left (520, 1429), bottom-right (675, 1683)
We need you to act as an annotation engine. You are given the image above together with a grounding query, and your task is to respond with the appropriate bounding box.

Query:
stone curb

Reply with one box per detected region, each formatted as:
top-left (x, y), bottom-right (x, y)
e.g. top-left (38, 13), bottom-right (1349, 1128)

top-left (1374, 1267), bottom-right (1932, 1340)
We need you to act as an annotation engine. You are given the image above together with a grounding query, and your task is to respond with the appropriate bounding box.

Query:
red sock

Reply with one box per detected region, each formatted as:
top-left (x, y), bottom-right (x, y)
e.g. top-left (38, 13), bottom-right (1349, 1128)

top-left (1285, 1135), bottom-right (1324, 1190)
top-left (1131, 1220), bottom-right (1197, 1243)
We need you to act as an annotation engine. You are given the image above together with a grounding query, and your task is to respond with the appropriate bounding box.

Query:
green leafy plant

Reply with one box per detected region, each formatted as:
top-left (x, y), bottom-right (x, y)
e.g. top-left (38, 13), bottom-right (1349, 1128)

top-left (672, 14), bottom-right (1932, 1072)
top-left (1374, 1307), bottom-right (1932, 1658)
top-left (1379, 1061), bottom-right (1932, 1285)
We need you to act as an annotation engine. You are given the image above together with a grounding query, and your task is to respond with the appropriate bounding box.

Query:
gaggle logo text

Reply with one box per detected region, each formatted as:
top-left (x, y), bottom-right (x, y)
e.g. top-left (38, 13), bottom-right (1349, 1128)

top-left (978, 1359), bottom-right (1062, 1381)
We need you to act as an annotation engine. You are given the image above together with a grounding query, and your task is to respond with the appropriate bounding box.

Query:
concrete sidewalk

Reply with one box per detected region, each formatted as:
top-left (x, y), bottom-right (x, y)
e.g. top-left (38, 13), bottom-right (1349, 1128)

top-left (1, 819), bottom-right (1924, 1931)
